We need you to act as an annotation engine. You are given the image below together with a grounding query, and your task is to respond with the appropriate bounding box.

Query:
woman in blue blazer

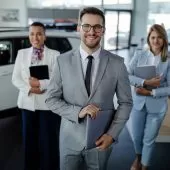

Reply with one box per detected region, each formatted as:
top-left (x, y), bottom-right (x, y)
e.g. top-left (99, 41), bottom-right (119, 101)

top-left (128, 24), bottom-right (170, 170)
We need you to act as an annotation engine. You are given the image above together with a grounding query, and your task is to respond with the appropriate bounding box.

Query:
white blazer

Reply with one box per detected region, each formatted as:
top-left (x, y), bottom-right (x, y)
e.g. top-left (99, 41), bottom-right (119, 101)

top-left (12, 46), bottom-right (60, 111)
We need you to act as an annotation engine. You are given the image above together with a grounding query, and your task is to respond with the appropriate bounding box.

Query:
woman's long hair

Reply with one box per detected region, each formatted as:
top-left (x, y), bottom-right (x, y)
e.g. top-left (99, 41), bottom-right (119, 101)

top-left (147, 24), bottom-right (168, 62)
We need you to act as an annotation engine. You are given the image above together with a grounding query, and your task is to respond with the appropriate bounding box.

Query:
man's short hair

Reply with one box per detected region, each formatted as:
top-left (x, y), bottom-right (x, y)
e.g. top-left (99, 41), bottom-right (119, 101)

top-left (79, 7), bottom-right (105, 27)
top-left (30, 22), bottom-right (46, 32)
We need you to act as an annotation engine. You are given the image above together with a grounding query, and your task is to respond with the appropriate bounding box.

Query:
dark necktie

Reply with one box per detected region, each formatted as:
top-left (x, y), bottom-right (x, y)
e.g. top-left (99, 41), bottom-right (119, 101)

top-left (85, 55), bottom-right (93, 96)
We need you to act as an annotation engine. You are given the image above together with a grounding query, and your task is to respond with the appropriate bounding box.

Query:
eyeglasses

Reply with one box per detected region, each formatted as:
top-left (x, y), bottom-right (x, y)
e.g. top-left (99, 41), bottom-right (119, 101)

top-left (81, 24), bottom-right (104, 33)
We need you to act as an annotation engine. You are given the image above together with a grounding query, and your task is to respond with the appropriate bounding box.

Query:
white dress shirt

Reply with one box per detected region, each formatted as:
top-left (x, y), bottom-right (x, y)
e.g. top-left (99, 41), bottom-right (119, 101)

top-left (145, 50), bottom-right (161, 66)
top-left (79, 46), bottom-right (101, 92)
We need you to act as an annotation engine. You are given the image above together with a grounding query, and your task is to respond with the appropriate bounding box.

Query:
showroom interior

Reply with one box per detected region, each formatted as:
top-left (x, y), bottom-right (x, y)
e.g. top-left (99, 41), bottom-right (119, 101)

top-left (0, 0), bottom-right (170, 170)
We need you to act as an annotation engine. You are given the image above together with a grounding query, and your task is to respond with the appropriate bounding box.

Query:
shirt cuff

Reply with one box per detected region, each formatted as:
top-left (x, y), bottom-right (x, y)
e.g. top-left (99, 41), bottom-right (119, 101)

top-left (39, 80), bottom-right (47, 91)
top-left (142, 80), bottom-right (145, 87)
top-left (134, 80), bottom-right (145, 87)
top-left (152, 89), bottom-right (156, 96)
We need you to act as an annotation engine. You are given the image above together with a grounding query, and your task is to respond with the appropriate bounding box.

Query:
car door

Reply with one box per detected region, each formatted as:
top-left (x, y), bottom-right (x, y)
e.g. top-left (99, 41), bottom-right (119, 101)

top-left (0, 37), bottom-right (31, 111)
top-left (0, 40), bottom-right (17, 111)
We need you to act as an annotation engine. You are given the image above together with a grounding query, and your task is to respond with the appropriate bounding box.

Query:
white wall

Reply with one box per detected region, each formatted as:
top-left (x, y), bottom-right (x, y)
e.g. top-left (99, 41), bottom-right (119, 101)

top-left (0, 0), bottom-right (28, 27)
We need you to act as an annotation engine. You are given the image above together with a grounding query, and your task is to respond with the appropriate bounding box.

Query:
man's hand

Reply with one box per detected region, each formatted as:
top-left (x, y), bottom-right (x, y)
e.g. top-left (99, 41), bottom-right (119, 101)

top-left (95, 134), bottom-right (113, 150)
top-left (135, 87), bottom-right (151, 96)
top-left (29, 87), bottom-right (45, 94)
top-left (29, 77), bottom-right (40, 88)
top-left (79, 104), bottom-right (100, 119)
top-left (144, 76), bottom-right (161, 87)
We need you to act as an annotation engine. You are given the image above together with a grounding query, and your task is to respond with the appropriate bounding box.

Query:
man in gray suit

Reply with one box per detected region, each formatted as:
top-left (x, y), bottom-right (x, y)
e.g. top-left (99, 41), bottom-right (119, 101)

top-left (46, 7), bottom-right (132, 170)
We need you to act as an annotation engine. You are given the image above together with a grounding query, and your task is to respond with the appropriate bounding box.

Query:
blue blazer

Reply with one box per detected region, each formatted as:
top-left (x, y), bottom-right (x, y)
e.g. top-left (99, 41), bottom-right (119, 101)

top-left (128, 49), bottom-right (170, 113)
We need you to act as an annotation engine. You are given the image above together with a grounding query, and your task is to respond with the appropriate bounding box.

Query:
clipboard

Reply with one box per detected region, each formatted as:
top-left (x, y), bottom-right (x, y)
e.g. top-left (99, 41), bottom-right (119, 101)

top-left (29, 65), bottom-right (49, 80)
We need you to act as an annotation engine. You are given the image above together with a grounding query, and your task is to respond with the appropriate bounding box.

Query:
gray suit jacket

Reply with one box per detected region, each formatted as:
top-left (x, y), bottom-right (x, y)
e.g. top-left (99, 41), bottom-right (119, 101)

top-left (46, 49), bottom-right (132, 151)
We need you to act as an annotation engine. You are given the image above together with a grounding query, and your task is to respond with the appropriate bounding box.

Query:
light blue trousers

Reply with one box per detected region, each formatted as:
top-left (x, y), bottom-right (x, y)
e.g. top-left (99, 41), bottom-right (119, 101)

top-left (130, 105), bottom-right (166, 166)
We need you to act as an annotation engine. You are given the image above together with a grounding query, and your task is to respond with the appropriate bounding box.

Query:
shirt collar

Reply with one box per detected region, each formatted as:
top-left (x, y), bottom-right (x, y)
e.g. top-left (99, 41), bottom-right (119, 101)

top-left (148, 49), bottom-right (161, 57)
top-left (79, 45), bottom-right (101, 61)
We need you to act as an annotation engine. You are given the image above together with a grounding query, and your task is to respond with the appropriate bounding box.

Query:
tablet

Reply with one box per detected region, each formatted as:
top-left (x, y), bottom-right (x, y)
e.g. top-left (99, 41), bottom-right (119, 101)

top-left (29, 65), bottom-right (49, 80)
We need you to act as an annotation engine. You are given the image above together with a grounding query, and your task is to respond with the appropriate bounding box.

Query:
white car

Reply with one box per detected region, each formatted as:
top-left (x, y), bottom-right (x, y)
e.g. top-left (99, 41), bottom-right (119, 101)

top-left (0, 29), bottom-right (80, 112)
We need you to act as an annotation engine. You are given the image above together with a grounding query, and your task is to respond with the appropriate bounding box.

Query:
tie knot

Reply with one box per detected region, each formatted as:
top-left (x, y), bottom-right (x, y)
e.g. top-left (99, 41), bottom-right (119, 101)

top-left (87, 55), bottom-right (93, 60)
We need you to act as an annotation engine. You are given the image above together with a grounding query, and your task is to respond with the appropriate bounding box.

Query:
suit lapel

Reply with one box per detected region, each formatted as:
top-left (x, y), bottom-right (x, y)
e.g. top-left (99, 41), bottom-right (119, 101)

top-left (89, 50), bottom-right (109, 100)
top-left (73, 50), bottom-right (89, 98)
top-left (22, 47), bottom-right (32, 75)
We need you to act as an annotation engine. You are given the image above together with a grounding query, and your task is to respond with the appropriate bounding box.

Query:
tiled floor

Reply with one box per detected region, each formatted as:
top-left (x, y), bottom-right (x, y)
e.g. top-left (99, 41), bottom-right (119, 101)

top-left (159, 126), bottom-right (170, 136)
top-left (157, 125), bottom-right (170, 143)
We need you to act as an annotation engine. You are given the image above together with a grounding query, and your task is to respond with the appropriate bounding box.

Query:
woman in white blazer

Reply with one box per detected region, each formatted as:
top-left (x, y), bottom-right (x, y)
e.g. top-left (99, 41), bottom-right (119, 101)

top-left (12, 22), bottom-right (60, 170)
top-left (128, 24), bottom-right (170, 170)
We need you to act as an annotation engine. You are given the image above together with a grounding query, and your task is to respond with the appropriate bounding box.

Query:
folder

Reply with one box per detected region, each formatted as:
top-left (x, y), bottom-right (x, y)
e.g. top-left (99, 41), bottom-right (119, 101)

top-left (134, 65), bottom-right (156, 79)
top-left (29, 65), bottom-right (49, 80)
top-left (86, 110), bottom-right (114, 149)
top-left (134, 65), bottom-right (156, 90)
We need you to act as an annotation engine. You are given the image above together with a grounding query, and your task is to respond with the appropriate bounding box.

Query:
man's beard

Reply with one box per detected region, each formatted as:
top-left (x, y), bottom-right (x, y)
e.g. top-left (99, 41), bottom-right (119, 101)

top-left (85, 39), bottom-right (100, 49)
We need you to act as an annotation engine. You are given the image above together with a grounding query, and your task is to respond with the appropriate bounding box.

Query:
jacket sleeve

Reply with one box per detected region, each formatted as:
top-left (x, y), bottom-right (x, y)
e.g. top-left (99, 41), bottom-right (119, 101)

top-left (128, 50), bottom-right (145, 87)
top-left (154, 58), bottom-right (170, 97)
top-left (12, 50), bottom-right (30, 95)
top-left (107, 59), bottom-right (133, 140)
top-left (45, 57), bottom-right (82, 123)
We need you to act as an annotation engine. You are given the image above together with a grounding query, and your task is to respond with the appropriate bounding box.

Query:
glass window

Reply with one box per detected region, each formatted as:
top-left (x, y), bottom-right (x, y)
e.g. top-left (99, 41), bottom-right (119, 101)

top-left (150, 0), bottom-right (170, 2)
top-left (0, 41), bottom-right (12, 66)
top-left (27, 0), bottom-right (133, 8)
top-left (118, 0), bottom-right (132, 3)
top-left (104, 11), bottom-right (131, 50)
top-left (28, 0), bottom-right (102, 7)
top-left (148, 0), bottom-right (170, 42)
top-left (45, 37), bottom-right (72, 53)
top-left (82, 0), bottom-right (102, 6)
top-left (104, 0), bottom-right (132, 4)
top-left (12, 38), bottom-right (31, 63)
